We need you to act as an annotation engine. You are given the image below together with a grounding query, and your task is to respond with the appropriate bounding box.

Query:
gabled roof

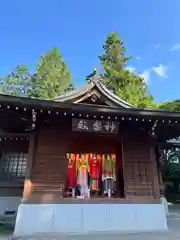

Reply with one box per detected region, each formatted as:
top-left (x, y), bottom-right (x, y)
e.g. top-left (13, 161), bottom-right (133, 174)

top-left (54, 76), bottom-right (133, 108)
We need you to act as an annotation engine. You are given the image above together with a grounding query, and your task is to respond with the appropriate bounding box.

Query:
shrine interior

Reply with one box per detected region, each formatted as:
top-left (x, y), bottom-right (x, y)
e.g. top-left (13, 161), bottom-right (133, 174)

top-left (65, 130), bottom-right (125, 199)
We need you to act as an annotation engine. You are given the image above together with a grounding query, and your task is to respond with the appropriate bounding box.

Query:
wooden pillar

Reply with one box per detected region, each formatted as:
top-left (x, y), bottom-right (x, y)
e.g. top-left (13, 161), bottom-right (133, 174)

top-left (121, 137), bottom-right (127, 198)
top-left (23, 132), bottom-right (36, 199)
top-left (150, 147), bottom-right (160, 199)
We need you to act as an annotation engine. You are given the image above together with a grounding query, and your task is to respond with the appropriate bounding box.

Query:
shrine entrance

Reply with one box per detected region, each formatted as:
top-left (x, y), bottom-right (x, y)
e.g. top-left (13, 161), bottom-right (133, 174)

top-left (65, 128), bottom-right (124, 198)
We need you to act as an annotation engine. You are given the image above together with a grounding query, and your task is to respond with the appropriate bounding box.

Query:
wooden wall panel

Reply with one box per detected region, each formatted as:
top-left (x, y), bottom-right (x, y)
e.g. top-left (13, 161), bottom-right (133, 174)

top-left (123, 134), bottom-right (155, 198)
top-left (31, 125), bottom-right (70, 196)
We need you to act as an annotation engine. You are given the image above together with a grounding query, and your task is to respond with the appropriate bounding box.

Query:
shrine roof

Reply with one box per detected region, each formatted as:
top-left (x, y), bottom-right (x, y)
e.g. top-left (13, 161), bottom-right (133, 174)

top-left (53, 76), bottom-right (133, 108)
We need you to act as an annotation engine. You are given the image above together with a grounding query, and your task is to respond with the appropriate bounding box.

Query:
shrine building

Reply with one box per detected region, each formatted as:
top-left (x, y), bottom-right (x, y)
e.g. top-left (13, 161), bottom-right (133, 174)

top-left (0, 76), bottom-right (180, 237)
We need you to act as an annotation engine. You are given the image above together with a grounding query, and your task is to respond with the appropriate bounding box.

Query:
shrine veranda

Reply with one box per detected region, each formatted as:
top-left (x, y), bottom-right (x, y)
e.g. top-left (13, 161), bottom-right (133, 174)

top-left (0, 77), bottom-right (179, 236)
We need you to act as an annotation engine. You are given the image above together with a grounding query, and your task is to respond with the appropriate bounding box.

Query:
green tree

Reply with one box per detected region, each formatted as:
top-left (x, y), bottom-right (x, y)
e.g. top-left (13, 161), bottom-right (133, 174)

top-left (158, 100), bottom-right (180, 112)
top-left (0, 48), bottom-right (73, 99)
top-left (36, 47), bottom-right (73, 99)
top-left (99, 32), bottom-right (155, 108)
top-left (0, 65), bottom-right (31, 96)
top-left (24, 73), bottom-right (45, 98)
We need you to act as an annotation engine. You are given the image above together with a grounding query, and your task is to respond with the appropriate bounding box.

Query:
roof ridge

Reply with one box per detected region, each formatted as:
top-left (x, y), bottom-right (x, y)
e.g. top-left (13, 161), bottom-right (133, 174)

top-left (53, 81), bottom-right (94, 101)
top-left (53, 75), bottom-right (133, 108)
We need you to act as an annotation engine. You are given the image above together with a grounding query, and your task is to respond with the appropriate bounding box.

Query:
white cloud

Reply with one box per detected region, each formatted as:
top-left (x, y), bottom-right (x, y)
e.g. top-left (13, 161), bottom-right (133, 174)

top-left (127, 63), bottom-right (168, 84)
top-left (126, 66), bottom-right (150, 83)
top-left (152, 64), bottom-right (168, 78)
top-left (169, 44), bottom-right (180, 52)
top-left (139, 70), bottom-right (150, 84)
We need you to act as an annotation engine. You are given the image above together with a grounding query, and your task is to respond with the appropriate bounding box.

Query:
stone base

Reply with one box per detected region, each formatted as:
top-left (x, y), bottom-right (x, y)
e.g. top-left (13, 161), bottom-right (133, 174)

top-left (13, 203), bottom-right (168, 237)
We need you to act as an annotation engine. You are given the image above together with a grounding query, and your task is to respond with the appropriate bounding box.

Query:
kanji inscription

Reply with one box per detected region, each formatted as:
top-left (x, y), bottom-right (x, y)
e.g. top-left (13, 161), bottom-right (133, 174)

top-left (92, 120), bottom-right (102, 131)
top-left (77, 120), bottom-right (89, 131)
top-left (72, 118), bottom-right (118, 134)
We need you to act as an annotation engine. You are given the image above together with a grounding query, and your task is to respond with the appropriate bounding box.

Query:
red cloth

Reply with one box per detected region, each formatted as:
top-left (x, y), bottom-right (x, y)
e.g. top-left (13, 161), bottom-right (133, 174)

top-left (67, 166), bottom-right (73, 188)
top-left (89, 155), bottom-right (101, 180)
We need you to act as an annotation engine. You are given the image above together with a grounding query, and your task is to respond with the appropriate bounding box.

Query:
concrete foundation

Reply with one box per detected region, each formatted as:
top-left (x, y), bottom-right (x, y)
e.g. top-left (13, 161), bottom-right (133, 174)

top-left (13, 203), bottom-right (168, 237)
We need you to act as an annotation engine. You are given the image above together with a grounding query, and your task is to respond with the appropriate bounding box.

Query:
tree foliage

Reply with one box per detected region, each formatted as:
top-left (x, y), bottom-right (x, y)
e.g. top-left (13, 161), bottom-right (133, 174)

top-left (0, 48), bottom-right (73, 99)
top-left (158, 100), bottom-right (180, 112)
top-left (99, 32), bottom-right (155, 108)
top-left (0, 65), bottom-right (31, 96)
top-left (36, 47), bottom-right (73, 99)
top-left (159, 147), bottom-right (180, 180)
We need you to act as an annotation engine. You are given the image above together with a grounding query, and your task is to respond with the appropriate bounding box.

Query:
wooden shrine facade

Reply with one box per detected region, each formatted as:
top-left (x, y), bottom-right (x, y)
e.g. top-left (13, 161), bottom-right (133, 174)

top-left (0, 89), bottom-right (180, 203)
top-left (11, 76), bottom-right (177, 236)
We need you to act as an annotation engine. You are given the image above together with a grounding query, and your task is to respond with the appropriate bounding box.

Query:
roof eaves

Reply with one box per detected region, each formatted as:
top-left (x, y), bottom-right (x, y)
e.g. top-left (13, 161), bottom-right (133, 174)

top-left (96, 81), bottom-right (133, 108)
top-left (0, 94), bottom-right (180, 119)
top-left (53, 82), bottom-right (94, 102)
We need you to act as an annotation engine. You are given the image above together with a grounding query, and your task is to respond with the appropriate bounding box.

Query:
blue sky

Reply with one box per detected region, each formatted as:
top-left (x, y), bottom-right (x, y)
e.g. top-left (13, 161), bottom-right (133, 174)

top-left (0, 0), bottom-right (180, 103)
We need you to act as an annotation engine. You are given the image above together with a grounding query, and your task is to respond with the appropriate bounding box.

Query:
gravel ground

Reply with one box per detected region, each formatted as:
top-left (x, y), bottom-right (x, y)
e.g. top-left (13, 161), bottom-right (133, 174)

top-left (3, 205), bottom-right (180, 240)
